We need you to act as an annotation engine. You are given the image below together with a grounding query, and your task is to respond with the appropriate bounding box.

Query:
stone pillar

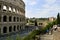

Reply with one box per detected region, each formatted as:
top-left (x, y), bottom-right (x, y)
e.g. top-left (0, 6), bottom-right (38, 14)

top-left (7, 26), bottom-right (9, 33)
top-left (1, 26), bottom-right (3, 34)
top-left (12, 16), bottom-right (13, 22)
top-left (20, 25), bottom-right (21, 30)
top-left (19, 17), bottom-right (20, 22)
top-left (0, 15), bottom-right (1, 22)
top-left (1, 15), bottom-right (3, 22)
top-left (19, 25), bottom-right (20, 31)
top-left (12, 26), bottom-right (14, 32)
top-left (16, 17), bottom-right (17, 22)
top-left (11, 6), bottom-right (13, 12)
top-left (6, 5), bottom-right (9, 12)
top-left (1, 4), bottom-right (3, 11)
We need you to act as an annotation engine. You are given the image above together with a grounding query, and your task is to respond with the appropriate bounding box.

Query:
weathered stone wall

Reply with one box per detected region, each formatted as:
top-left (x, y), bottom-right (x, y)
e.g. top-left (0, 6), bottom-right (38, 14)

top-left (0, 0), bottom-right (25, 35)
top-left (0, 0), bottom-right (25, 10)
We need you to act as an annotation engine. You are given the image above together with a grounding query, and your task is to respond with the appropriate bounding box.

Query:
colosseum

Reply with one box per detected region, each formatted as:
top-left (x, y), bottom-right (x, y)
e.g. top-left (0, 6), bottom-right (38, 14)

top-left (0, 0), bottom-right (25, 35)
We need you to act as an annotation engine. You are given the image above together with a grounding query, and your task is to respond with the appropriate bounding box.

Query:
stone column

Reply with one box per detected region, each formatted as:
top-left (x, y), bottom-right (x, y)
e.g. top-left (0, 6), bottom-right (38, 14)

top-left (16, 17), bottom-right (17, 22)
top-left (7, 26), bottom-right (9, 33)
top-left (1, 4), bottom-right (3, 11)
top-left (0, 15), bottom-right (1, 22)
top-left (1, 26), bottom-right (3, 34)
top-left (19, 17), bottom-right (20, 22)
top-left (6, 5), bottom-right (9, 12)
top-left (1, 15), bottom-right (3, 22)
top-left (12, 16), bottom-right (13, 22)
top-left (12, 25), bottom-right (14, 32)
top-left (19, 25), bottom-right (20, 31)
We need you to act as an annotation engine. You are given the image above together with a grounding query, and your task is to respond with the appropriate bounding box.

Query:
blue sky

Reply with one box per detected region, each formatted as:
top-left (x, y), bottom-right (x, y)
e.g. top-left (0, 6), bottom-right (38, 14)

top-left (23, 0), bottom-right (60, 18)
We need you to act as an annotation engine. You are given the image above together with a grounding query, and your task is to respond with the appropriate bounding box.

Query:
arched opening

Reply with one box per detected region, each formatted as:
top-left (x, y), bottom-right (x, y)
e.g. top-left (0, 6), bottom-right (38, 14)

top-left (17, 25), bottom-right (19, 30)
top-left (3, 5), bottom-right (7, 11)
top-left (3, 16), bottom-right (7, 22)
top-left (9, 7), bottom-right (12, 12)
top-left (3, 27), bottom-right (7, 33)
top-left (0, 5), bottom-right (1, 10)
top-left (17, 10), bottom-right (19, 13)
top-left (20, 26), bottom-right (21, 30)
top-left (9, 16), bottom-right (12, 22)
top-left (13, 8), bottom-right (15, 12)
top-left (0, 16), bottom-right (1, 22)
top-left (17, 17), bottom-right (19, 22)
top-left (0, 28), bottom-right (1, 34)
top-left (9, 26), bottom-right (12, 32)
top-left (13, 17), bottom-right (16, 22)
top-left (13, 26), bottom-right (16, 31)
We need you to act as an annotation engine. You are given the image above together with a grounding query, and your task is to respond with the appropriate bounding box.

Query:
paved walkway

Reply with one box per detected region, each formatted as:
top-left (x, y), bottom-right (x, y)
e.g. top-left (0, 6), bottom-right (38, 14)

top-left (40, 34), bottom-right (53, 40)
top-left (40, 28), bottom-right (60, 40)
top-left (53, 30), bottom-right (60, 40)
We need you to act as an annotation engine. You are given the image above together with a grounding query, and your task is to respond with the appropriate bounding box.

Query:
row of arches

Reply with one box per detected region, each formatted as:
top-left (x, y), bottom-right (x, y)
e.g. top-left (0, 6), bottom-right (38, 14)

top-left (0, 4), bottom-right (25, 13)
top-left (0, 15), bottom-right (24, 22)
top-left (3, 25), bottom-right (22, 33)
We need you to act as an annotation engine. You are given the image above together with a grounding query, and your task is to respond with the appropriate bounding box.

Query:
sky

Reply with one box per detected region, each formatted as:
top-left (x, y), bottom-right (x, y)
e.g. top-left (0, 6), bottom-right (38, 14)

top-left (23, 0), bottom-right (60, 18)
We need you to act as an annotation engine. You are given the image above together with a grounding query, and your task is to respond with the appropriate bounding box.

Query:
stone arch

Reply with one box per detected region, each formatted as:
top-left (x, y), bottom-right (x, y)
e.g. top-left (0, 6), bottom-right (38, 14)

top-left (9, 6), bottom-right (12, 12)
top-left (9, 16), bottom-right (12, 22)
top-left (17, 17), bottom-right (19, 22)
top-left (0, 5), bottom-right (1, 10)
top-left (20, 26), bottom-right (21, 30)
top-left (0, 28), bottom-right (1, 34)
top-left (17, 25), bottom-right (19, 30)
top-left (3, 26), bottom-right (7, 33)
top-left (3, 16), bottom-right (7, 22)
top-left (13, 17), bottom-right (16, 22)
top-left (9, 26), bottom-right (12, 32)
top-left (3, 5), bottom-right (7, 11)
top-left (13, 26), bottom-right (16, 31)
top-left (0, 16), bottom-right (1, 22)
top-left (13, 8), bottom-right (15, 12)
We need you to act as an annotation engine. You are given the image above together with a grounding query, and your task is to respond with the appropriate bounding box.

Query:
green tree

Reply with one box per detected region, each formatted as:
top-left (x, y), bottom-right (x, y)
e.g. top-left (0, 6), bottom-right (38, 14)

top-left (6, 36), bottom-right (13, 40)
top-left (57, 13), bottom-right (60, 24)
top-left (16, 34), bottom-right (22, 40)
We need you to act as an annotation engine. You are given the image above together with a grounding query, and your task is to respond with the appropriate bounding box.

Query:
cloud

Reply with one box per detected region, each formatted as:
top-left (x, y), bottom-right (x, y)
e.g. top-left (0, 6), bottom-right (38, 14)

top-left (45, 0), bottom-right (56, 4)
top-left (24, 0), bottom-right (60, 18)
top-left (23, 0), bottom-right (37, 6)
top-left (30, 1), bottom-right (37, 5)
top-left (42, 2), bottom-right (60, 12)
top-left (32, 3), bottom-right (60, 18)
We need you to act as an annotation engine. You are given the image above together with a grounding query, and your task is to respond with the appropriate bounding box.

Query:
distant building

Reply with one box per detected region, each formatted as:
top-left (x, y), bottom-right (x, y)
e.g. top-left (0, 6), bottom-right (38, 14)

top-left (49, 17), bottom-right (55, 22)
top-left (37, 20), bottom-right (48, 27)
top-left (26, 17), bottom-right (56, 27)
